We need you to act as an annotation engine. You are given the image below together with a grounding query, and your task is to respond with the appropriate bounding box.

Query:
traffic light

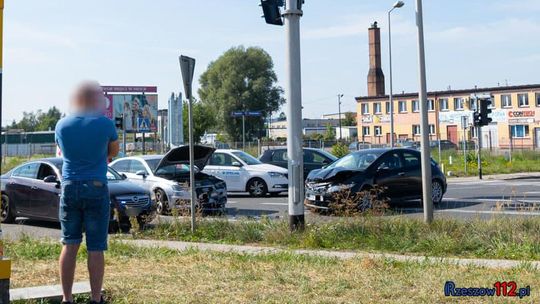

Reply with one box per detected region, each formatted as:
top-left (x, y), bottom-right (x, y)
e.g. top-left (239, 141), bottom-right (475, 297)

top-left (473, 111), bottom-right (481, 126)
top-left (260, 0), bottom-right (284, 26)
top-left (479, 98), bottom-right (493, 126)
top-left (114, 116), bottom-right (123, 129)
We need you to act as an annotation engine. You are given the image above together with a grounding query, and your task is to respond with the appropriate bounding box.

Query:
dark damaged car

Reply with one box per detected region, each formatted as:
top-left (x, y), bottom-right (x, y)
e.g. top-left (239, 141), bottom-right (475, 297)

top-left (109, 145), bottom-right (227, 215)
top-left (1, 158), bottom-right (155, 232)
top-left (304, 148), bottom-right (447, 211)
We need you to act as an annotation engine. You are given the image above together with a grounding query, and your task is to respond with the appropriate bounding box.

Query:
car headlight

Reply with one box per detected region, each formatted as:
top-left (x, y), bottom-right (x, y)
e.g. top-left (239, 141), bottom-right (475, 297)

top-left (327, 184), bottom-right (354, 193)
top-left (171, 184), bottom-right (184, 192)
top-left (268, 172), bottom-right (286, 178)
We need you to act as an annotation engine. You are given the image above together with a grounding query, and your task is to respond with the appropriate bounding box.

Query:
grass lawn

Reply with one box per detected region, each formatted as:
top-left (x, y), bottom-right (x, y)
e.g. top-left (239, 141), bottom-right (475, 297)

top-left (432, 149), bottom-right (540, 177)
top-left (7, 238), bottom-right (540, 303)
top-left (138, 216), bottom-right (540, 261)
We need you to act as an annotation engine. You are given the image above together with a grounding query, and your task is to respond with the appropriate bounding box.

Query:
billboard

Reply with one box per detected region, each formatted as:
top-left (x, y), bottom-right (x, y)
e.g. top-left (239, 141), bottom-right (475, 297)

top-left (105, 94), bottom-right (158, 133)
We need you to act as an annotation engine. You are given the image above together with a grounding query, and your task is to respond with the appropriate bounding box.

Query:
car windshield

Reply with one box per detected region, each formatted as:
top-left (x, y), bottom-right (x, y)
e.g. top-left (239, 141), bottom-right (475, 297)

top-left (107, 167), bottom-right (124, 180)
top-left (327, 150), bottom-right (384, 171)
top-left (145, 158), bottom-right (161, 172)
top-left (232, 151), bottom-right (262, 165)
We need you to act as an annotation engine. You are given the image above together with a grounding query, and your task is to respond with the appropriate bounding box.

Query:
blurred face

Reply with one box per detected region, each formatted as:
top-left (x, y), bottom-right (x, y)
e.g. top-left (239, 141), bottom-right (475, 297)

top-left (71, 81), bottom-right (104, 113)
top-left (133, 99), bottom-right (140, 110)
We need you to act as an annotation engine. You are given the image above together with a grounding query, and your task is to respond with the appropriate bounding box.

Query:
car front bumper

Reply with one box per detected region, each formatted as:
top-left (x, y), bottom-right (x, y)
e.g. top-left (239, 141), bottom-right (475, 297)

top-left (304, 189), bottom-right (333, 210)
top-left (267, 176), bottom-right (289, 193)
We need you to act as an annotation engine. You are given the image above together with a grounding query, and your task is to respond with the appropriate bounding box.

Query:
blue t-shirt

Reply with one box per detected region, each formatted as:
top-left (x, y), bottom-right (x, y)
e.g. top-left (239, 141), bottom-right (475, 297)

top-left (55, 114), bottom-right (118, 182)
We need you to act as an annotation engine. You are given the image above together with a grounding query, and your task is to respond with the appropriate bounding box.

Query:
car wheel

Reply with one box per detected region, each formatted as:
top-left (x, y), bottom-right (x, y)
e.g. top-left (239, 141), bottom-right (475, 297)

top-left (1, 194), bottom-right (15, 223)
top-left (155, 189), bottom-right (169, 215)
top-left (247, 178), bottom-right (268, 197)
top-left (432, 180), bottom-right (444, 204)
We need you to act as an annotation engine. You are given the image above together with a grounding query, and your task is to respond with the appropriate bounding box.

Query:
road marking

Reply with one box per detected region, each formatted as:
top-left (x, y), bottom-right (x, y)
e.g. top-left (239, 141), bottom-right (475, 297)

top-left (261, 202), bottom-right (288, 206)
top-left (227, 201), bottom-right (238, 204)
top-left (525, 191), bottom-right (540, 194)
top-left (396, 208), bottom-right (540, 216)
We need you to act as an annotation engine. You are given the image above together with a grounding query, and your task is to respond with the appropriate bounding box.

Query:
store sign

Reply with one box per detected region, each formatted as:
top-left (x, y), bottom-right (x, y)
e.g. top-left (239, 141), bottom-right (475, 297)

top-left (361, 115), bottom-right (373, 123)
top-left (508, 110), bottom-right (535, 118)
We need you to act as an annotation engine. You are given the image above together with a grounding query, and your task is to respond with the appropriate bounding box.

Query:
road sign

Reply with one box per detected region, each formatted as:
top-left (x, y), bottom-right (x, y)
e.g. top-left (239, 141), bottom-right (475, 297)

top-left (179, 56), bottom-right (196, 99)
top-left (179, 54), bottom-right (197, 232)
top-left (231, 111), bottom-right (263, 117)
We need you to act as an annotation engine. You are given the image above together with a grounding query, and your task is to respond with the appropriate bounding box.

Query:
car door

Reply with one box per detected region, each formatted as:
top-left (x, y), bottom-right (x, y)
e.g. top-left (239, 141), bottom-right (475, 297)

top-left (9, 163), bottom-right (40, 214)
top-left (399, 151), bottom-right (422, 197)
top-left (372, 151), bottom-right (405, 199)
top-left (34, 163), bottom-right (62, 219)
top-left (269, 150), bottom-right (288, 170)
top-left (208, 153), bottom-right (243, 191)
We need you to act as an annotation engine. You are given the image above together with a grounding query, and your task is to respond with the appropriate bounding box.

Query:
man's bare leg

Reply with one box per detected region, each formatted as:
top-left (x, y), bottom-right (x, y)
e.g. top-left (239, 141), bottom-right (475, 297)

top-left (60, 244), bottom-right (80, 302)
top-left (88, 251), bottom-right (105, 302)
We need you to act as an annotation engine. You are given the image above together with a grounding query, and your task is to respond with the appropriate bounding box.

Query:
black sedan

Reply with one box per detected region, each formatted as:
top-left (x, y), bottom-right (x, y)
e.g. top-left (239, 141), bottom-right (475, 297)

top-left (305, 148), bottom-right (447, 211)
top-left (1, 158), bottom-right (155, 232)
top-left (259, 148), bottom-right (337, 180)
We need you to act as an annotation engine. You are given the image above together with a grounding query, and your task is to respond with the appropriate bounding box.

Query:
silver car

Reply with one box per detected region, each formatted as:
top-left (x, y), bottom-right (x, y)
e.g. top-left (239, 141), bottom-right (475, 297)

top-left (110, 145), bottom-right (227, 215)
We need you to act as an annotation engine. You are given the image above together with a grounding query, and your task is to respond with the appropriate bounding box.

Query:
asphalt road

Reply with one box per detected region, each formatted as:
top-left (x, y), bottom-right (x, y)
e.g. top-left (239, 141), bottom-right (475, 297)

top-left (224, 177), bottom-right (540, 220)
top-left (3, 177), bottom-right (539, 240)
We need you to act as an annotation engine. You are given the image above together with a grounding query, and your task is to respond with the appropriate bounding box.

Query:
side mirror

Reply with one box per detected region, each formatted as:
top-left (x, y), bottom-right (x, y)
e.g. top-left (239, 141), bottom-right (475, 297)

top-left (232, 161), bottom-right (242, 167)
top-left (377, 166), bottom-right (390, 174)
top-left (135, 170), bottom-right (147, 178)
top-left (43, 175), bottom-right (58, 183)
top-left (121, 173), bottom-right (127, 179)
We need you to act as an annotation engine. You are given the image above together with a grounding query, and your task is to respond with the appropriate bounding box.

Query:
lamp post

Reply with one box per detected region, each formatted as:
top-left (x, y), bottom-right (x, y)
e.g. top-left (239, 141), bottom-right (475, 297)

top-left (337, 94), bottom-right (344, 140)
top-left (388, 0), bottom-right (404, 148)
top-left (414, 0), bottom-right (433, 223)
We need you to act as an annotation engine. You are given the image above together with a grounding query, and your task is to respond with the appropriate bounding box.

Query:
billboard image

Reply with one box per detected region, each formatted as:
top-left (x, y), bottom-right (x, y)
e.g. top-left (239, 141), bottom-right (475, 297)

top-left (105, 94), bottom-right (158, 133)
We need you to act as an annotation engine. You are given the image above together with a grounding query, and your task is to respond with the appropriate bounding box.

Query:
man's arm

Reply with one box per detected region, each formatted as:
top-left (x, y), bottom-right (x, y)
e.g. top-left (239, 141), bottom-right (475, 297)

top-left (108, 140), bottom-right (120, 158)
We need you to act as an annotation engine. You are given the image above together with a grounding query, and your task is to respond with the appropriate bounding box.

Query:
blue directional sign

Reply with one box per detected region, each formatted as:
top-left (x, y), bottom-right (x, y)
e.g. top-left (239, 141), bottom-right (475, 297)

top-left (231, 111), bottom-right (263, 117)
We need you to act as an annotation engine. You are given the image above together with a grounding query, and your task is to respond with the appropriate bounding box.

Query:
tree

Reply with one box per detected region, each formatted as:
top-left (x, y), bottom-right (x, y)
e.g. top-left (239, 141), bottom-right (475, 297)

top-left (9, 106), bottom-right (63, 132)
top-left (182, 100), bottom-right (217, 143)
top-left (198, 46), bottom-right (284, 141)
top-left (342, 112), bottom-right (357, 126)
top-left (323, 124), bottom-right (335, 141)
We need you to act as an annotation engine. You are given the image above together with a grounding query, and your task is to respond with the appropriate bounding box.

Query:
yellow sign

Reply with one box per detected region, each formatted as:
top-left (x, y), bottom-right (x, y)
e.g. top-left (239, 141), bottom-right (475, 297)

top-left (0, 259), bottom-right (10, 279)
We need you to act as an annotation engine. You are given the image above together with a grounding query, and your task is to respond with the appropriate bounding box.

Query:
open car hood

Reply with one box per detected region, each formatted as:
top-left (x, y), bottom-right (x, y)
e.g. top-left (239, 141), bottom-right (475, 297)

top-left (155, 145), bottom-right (216, 172)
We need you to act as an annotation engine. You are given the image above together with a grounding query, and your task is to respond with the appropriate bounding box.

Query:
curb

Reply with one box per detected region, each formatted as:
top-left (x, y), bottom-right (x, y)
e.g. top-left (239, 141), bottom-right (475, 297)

top-left (121, 239), bottom-right (539, 270)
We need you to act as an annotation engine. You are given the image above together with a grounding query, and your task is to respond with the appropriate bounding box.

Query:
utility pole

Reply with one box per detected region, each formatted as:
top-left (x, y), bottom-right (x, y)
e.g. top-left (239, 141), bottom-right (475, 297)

top-left (180, 55), bottom-right (197, 232)
top-left (414, 0), bottom-right (433, 223)
top-left (284, 0), bottom-right (304, 230)
top-left (337, 94), bottom-right (343, 140)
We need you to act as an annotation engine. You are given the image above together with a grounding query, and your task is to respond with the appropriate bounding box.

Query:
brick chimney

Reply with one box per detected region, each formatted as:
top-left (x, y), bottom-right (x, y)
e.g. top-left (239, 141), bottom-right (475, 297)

top-left (367, 21), bottom-right (385, 97)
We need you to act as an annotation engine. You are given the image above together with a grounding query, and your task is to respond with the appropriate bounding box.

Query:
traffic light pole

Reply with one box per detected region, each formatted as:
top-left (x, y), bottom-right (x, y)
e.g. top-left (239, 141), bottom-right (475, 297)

top-left (284, 0), bottom-right (304, 231)
top-left (477, 126), bottom-right (483, 179)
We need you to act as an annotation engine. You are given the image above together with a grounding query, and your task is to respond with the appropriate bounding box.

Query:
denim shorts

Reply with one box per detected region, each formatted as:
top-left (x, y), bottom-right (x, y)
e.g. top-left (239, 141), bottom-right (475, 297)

top-left (60, 180), bottom-right (110, 251)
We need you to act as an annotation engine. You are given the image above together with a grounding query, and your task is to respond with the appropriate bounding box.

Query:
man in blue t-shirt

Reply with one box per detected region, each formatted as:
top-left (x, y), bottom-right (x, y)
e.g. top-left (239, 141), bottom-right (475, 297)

top-left (55, 81), bottom-right (119, 304)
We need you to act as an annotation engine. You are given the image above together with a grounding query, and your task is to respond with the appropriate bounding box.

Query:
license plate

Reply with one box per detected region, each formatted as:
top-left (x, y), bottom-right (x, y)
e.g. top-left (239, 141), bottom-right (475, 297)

top-left (307, 194), bottom-right (323, 202)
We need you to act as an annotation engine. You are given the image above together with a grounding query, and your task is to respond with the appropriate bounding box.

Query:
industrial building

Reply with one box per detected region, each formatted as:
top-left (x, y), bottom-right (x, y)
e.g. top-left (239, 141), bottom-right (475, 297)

top-left (356, 22), bottom-right (540, 149)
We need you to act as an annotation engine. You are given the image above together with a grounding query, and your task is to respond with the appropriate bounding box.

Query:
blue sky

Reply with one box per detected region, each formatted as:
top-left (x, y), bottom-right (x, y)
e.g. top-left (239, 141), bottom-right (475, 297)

top-left (3, 0), bottom-right (540, 124)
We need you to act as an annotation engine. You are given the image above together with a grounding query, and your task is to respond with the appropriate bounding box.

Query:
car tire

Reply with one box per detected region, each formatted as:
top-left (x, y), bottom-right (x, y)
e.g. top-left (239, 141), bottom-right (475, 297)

top-left (155, 189), bottom-right (169, 215)
top-left (247, 178), bottom-right (268, 197)
top-left (1, 194), bottom-right (15, 224)
top-left (432, 180), bottom-right (444, 205)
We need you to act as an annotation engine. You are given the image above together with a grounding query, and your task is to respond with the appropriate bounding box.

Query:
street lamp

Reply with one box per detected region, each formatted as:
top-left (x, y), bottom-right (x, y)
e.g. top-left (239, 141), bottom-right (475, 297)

top-left (388, 0), bottom-right (404, 148)
top-left (337, 94), bottom-right (344, 140)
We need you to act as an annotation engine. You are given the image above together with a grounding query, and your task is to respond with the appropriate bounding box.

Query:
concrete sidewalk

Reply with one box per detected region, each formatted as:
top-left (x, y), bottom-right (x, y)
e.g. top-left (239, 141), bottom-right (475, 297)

top-left (447, 171), bottom-right (540, 182)
top-left (122, 239), bottom-right (539, 270)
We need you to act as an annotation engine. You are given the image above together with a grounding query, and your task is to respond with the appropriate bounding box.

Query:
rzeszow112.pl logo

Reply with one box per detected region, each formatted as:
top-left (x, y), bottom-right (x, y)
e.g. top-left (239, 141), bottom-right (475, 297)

top-left (444, 281), bottom-right (531, 299)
